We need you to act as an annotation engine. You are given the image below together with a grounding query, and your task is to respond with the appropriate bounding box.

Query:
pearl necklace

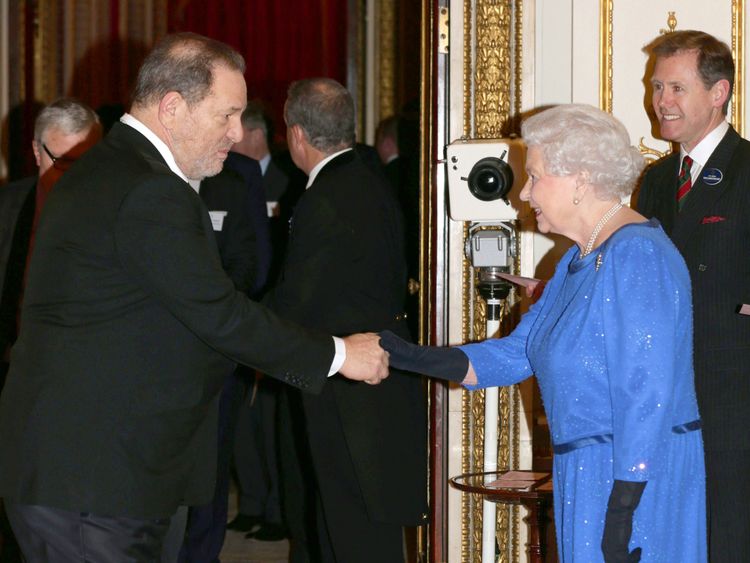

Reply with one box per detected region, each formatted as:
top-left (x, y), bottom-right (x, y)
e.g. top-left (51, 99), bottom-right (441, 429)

top-left (580, 202), bottom-right (623, 258)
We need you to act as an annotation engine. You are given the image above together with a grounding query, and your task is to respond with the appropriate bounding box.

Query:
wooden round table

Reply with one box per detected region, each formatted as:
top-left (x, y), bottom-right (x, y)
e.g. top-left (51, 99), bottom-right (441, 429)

top-left (450, 470), bottom-right (554, 563)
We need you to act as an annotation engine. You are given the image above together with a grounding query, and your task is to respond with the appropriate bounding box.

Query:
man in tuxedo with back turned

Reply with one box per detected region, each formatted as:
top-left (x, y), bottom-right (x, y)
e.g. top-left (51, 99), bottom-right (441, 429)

top-left (638, 30), bottom-right (750, 561)
top-left (265, 78), bottom-right (426, 563)
top-left (0, 32), bottom-right (388, 561)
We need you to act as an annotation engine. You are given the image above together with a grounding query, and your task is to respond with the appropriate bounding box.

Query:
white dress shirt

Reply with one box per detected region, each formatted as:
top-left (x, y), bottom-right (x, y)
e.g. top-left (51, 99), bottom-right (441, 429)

top-left (682, 120), bottom-right (729, 185)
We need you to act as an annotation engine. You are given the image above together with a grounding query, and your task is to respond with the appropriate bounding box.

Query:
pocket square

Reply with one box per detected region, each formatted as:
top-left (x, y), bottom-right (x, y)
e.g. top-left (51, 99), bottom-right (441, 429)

top-left (701, 215), bottom-right (726, 224)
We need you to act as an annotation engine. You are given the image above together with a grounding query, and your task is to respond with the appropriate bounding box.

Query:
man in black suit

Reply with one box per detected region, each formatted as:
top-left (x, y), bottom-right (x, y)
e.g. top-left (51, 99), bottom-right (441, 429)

top-left (638, 30), bottom-right (750, 561)
top-left (198, 162), bottom-right (266, 295)
top-left (163, 159), bottom-right (271, 562)
top-left (0, 33), bottom-right (388, 561)
top-left (231, 101), bottom-right (289, 218)
top-left (225, 102), bottom-right (289, 540)
top-left (0, 97), bottom-right (100, 562)
top-left (0, 98), bottom-right (101, 389)
top-left (265, 78), bottom-right (426, 563)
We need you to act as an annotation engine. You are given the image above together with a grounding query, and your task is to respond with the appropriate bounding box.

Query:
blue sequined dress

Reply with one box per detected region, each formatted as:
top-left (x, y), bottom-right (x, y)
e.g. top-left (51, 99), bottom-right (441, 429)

top-left (460, 220), bottom-right (706, 562)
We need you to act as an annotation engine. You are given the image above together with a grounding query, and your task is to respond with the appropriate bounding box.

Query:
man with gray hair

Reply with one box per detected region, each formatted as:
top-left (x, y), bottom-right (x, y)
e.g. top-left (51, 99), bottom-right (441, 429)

top-left (265, 77), bottom-right (426, 562)
top-left (0, 97), bottom-right (100, 557)
top-left (0, 97), bottom-right (101, 388)
top-left (0, 34), bottom-right (387, 561)
top-left (232, 100), bottom-right (289, 214)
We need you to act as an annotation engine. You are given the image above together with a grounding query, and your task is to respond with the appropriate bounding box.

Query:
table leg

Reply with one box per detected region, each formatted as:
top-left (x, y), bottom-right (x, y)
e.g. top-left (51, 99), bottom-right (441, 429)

top-left (524, 499), bottom-right (549, 563)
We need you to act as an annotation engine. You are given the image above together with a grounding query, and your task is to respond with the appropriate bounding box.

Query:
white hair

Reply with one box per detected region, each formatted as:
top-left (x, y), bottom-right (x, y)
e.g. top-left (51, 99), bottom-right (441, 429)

top-left (522, 104), bottom-right (644, 200)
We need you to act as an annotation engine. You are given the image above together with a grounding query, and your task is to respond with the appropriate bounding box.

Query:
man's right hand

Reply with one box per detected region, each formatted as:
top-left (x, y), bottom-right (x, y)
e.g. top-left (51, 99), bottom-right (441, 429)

top-left (339, 333), bottom-right (389, 384)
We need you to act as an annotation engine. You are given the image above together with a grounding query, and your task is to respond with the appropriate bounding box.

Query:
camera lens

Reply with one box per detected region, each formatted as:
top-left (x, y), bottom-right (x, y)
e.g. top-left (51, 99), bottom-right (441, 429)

top-left (467, 157), bottom-right (514, 202)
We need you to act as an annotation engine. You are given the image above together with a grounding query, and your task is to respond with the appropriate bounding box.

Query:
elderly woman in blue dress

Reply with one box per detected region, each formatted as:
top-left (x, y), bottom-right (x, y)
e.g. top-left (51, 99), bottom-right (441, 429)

top-left (382, 104), bottom-right (707, 562)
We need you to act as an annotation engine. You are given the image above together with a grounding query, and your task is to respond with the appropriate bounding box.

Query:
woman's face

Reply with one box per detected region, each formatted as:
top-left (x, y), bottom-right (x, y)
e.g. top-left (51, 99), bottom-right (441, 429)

top-left (519, 145), bottom-right (578, 237)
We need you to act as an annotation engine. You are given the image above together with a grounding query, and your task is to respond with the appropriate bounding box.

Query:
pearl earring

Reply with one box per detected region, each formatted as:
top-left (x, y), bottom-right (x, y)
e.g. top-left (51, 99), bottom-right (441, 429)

top-left (573, 198), bottom-right (580, 205)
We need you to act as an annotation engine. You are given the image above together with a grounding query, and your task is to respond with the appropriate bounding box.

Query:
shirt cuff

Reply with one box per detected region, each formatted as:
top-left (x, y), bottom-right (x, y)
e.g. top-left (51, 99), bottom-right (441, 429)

top-left (328, 336), bottom-right (346, 376)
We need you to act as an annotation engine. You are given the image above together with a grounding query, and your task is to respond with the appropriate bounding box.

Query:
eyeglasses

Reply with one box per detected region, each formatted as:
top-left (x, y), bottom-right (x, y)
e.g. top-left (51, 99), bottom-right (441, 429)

top-left (42, 143), bottom-right (78, 171)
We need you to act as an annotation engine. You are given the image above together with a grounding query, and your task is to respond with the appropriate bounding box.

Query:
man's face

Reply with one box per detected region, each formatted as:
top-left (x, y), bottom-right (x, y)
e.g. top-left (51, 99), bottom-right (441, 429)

top-left (650, 50), bottom-right (728, 152)
top-left (32, 125), bottom-right (101, 190)
top-left (170, 65), bottom-right (247, 180)
top-left (376, 134), bottom-right (397, 164)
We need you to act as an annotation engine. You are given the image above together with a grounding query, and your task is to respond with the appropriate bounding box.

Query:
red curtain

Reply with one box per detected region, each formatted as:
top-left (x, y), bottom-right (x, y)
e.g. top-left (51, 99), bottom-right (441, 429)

top-left (169, 0), bottom-right (348, 146)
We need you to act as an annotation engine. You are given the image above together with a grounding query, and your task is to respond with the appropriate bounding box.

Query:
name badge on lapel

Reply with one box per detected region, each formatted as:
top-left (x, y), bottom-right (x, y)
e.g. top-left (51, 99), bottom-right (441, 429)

top-left (209, 210), bottom-right (227, 231)
top-left (701, 168), bottom-right (723, 186)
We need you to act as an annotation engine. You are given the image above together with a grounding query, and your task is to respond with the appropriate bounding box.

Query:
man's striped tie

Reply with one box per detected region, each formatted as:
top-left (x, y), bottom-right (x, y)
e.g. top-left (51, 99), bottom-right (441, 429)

top-left (676, 155), bottom-right (693, 210)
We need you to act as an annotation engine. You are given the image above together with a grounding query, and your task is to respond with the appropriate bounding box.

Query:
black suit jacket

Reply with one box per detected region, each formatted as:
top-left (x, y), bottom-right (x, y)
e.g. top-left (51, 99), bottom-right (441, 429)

top-left (0, 177), bottom-right (36, 383)
top-left (263, 158), bottom-right (289, 203)
top-left (637, 126), bottom-right (750, 450)
top-left (0, 122), bottom-right (333, 518)
top-left (200, 160), bottom-right (268, 296)
top-left (265, 150), bottom-right (427, 524)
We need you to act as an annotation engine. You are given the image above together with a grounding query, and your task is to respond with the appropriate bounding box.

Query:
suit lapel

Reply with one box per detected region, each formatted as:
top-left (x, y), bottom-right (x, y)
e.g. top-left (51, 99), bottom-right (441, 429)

top-left (672, 128), bottom-right (741, 245)
top-left (108, 122), bottom-right (175, 176)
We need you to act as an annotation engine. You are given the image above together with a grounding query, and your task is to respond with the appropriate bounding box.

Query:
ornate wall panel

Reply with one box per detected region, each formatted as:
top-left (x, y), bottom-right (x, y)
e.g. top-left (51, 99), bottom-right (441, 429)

top-left (600, 0), bottom-right (745, 162)
top-left (459, 1), bottom-right (524, 561)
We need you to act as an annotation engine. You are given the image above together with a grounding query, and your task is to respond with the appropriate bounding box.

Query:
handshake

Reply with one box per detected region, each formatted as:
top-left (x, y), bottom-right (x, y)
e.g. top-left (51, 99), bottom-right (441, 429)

top-left (339, 330), bottom-right (471, 385)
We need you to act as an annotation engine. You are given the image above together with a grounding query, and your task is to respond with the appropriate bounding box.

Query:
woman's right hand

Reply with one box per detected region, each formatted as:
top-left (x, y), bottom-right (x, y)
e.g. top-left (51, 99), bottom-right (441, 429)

top-left (378, 330), bottom-right (471, 384)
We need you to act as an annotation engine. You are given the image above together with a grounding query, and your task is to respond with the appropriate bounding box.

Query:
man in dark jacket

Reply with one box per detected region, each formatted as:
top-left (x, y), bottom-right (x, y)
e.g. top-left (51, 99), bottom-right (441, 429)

top-left (0, 33), bottom-right (387, 561)
top-left (265, 78), bottom-right (426, 563)
top-left (0, 98), bottom-right (101, 389)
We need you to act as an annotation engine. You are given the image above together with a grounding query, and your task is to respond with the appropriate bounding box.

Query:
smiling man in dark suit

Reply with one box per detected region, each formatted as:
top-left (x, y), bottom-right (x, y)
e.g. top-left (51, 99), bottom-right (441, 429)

top-left (265, 78), bottom-right (426, 563)
top-left (638, 30), bottom-right (750, 561)
top-left (0, 33), bottom-right (388, 561)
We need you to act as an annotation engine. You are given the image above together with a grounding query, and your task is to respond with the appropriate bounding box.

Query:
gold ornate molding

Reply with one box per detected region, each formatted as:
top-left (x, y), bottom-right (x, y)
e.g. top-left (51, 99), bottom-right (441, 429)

top-left (378, 0), bottom-right (396, 121)
top-left (638, 137), bottom-right (667, 163)
top-left (598, 0), bottom-right (613, 113)
top-left (732, 0), bottom-right (745, 136)
top-left (659, 11), bottom-right (678, 35)
top-left (461, 2), bottom-right (523, 561)
top-left (513, 0), bottom-right (523, 121)
top-left (464, 0), bottom-right (473, 137)
top-left (474, 2), bottom-right (512, 138)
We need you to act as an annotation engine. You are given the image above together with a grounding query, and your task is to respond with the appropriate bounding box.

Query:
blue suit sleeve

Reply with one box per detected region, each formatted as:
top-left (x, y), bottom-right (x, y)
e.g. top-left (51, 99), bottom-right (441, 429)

top-left (458, 247), bottom-right (577, 390)
top-left (457, 255), bottom-right (570, 390)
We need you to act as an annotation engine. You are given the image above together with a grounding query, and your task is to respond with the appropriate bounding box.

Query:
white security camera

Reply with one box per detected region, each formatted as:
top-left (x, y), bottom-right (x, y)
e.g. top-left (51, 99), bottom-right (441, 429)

top-left (445, 138), bottom-right (526, 221)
